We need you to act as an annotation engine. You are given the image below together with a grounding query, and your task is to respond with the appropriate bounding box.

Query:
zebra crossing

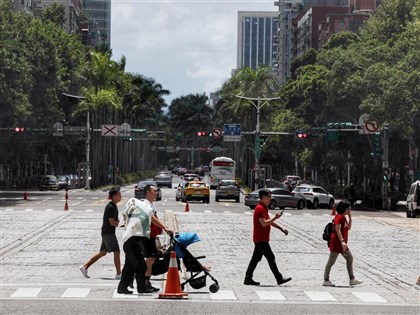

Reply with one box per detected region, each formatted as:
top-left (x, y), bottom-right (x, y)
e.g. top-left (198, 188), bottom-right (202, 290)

top-left (5, 286), bottom-right (389, 303)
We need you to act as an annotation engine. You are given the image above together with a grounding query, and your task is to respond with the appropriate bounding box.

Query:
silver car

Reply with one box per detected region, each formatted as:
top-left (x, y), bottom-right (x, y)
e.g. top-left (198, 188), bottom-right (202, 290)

top-left (245, 188), bottom-right (305, 210)
top-left (154, 172), bottom-right (172, 188)
top-left (292, 185), bottom-right (334, 209)
top-left (215, 180), bottom-right (240, 202)
top-left (175, 180), bottom-right (188, 201)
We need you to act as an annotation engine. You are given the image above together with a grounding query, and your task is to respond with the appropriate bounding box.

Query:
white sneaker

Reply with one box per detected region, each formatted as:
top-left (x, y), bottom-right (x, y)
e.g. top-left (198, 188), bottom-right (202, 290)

top-left (322, 280), bottom-right (335, 287)
top-left (115, 274), bottom-right (121, 280)
top-left (350, 279), bottom-right (363, 286)
top-left (79, 266), bottom-right (90, 278)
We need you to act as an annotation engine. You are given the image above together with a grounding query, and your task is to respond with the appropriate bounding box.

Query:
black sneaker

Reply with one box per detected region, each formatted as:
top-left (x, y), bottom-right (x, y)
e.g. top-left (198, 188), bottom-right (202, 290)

top-left (244, 278), bottom-right (260, 286)
top-left (149, 285), bottom-right (160, 292)
top-left (137, 286), bottom-right (154, 294)
top-left (117, 288), bottom-right (133, 294)
top-left (277, 277), bottom-right (292, 285)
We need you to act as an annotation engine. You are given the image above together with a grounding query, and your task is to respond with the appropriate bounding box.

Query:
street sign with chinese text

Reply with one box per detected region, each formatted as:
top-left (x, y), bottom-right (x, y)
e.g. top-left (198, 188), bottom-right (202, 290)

top-left (224, 124), bottom-right (241, 142)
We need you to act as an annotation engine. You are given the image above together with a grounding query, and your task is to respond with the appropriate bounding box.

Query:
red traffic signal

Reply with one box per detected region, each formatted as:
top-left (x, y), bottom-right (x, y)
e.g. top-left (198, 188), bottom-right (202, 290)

top-left (197, 131), bottom-right (206, 137)
top-left (15, 127), bottom-right (25, 133)
top-left (295, 130), bottom-right (307, 140)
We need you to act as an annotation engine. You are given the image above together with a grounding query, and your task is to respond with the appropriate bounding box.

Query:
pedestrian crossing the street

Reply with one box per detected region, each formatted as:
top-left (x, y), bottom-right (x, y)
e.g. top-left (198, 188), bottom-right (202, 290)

top-left (4, 286), bottom-right (392, 304)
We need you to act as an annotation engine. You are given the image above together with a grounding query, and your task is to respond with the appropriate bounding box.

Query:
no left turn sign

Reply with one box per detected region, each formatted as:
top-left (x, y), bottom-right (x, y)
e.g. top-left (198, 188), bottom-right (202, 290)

top-left (365, 119), bottom-right (380, 132)
top-left (212, 128), bottom-right (222, 139)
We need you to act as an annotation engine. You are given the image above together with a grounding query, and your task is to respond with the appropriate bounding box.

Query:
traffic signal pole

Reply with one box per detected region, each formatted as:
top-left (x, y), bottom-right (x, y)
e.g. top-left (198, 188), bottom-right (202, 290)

top-left (234, 95), bottom-right (280, 191)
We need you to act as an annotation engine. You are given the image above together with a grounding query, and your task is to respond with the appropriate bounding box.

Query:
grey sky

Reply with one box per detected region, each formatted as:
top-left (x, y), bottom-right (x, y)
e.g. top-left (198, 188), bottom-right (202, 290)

top-left (111, 0), bottom-right (276, 104)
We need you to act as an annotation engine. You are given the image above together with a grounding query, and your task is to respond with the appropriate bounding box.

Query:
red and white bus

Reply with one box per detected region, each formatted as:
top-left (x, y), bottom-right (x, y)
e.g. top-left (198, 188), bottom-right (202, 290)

top-left (209, 157), bottom-right (236, 189)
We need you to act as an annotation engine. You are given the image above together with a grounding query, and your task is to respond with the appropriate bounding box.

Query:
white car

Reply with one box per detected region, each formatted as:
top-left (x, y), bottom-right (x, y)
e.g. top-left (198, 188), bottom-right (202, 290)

top-left (292, 185), bottom-right (334, 209)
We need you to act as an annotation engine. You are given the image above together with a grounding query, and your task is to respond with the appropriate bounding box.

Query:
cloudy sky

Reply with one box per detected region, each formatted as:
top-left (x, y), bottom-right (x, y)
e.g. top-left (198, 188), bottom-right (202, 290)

top-left (111, 0), bottom-right (276, 104)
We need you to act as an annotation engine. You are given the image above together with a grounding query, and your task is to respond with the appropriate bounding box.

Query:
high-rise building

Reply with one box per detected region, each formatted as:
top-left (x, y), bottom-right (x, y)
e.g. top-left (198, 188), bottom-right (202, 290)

top-left (82, 0), bottom-right (111, 48)
top-left (274, 0), bottom-right (303, 84)
top-left (237, 11), bottom-right (279, 70)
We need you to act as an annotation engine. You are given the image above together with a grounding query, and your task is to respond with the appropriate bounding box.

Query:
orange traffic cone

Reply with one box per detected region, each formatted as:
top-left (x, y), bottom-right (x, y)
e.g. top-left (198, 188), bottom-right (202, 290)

top-left (331, 203), bottom-right (336, 216)
top-left (184, 201), bottom-right (190, 212)
top-left (159, 251), bottom-right (188, 299)
top-left (64, 200), bottom-right (69, 211)
top-left (65, 189), bottom-right (68, 200)
top-left (24, 191), bottom-right (27, 200)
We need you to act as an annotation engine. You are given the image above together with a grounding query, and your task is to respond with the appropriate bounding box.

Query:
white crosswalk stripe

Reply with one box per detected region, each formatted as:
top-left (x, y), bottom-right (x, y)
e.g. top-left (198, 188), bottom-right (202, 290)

top-left (11, 288), bottom-right (42, 298)
top-left (352, 292), bottom-right (387, 303)
top-left (305, 291), bottom-right (336, 301)
top-left (256, 290), bottom-right (286, 300)
top-left (210, 290), bottom-right (237, 300)
top-left (61, 288), bottom-right (90, 298)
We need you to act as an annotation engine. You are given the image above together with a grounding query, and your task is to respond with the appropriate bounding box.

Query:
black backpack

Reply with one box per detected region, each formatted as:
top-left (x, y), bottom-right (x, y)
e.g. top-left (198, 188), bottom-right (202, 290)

top-left (322, 219), bottom-right (334, 245)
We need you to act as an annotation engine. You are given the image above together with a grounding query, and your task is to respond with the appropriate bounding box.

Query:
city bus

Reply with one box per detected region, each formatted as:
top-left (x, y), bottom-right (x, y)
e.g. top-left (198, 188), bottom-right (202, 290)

top-left (209, 157), bottom-right (236, 189)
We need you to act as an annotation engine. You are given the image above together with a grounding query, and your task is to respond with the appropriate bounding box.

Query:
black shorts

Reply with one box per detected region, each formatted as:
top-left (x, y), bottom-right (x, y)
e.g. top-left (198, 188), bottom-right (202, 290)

top-left (100, 234), bottom-right (120, 252)
top-left (139, 236), bottom-right (157, 257)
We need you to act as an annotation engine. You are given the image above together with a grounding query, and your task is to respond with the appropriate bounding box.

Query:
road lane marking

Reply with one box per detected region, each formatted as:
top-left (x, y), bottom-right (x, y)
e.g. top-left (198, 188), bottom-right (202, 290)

top-left (112, 289), bottom-right (138, 298)
top-left (6, 208), bottom-right (13, 211)
top-left (210, 290), bottom-right (237, 300)
top-left (61, 288), bottom-right (90, 298)
top-left (25, 209), bottom-right (34, 211)
top-left (352, 292), bottom-right (387, 303)
top-left (204, 210), bottom-right (211, 213)
top-left (11, 288), bottom-right (42, 298)
top-left (45, 209), bottom-right (53, 212)
top-left (256, 290), bottom-right (286, 300)
top-left (224, 211), bottom-right (231, 214)
top-left (245, 212), bottom-right (253, 215)
top-left (305, 291), bottom-right (336, 301)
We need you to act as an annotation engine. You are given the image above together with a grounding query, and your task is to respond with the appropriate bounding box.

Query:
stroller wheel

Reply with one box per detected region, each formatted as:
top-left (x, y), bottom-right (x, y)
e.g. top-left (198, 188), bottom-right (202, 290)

top-left (209, 283), bottom-right (219, 293)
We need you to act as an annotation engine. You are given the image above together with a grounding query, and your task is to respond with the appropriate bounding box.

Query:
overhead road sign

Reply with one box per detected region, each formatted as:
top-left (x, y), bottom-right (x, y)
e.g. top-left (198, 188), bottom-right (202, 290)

top-left (224, 124), bottom-right (241, 142)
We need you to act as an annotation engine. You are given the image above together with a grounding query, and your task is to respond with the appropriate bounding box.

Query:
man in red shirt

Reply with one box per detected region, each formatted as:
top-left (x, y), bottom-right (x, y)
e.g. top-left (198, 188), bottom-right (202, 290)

top-left (244, 188), bottom-right (292, 286)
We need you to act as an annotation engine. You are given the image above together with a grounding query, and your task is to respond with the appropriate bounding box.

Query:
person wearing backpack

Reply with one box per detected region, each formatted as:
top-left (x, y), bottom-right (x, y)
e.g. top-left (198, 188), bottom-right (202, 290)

top-left (323, 200), bottom-right (363, 287)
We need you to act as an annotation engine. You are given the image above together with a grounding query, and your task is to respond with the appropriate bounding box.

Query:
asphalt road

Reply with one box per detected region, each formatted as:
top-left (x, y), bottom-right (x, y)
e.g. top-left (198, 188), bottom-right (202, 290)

top-left (1, 178), bottom-right (419, 314)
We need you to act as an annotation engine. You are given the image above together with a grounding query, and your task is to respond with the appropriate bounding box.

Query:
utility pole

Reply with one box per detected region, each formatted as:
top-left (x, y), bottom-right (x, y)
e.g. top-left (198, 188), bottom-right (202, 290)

top-left (62, 93), bottom-right (90, 190)
top-left (234, 95), bottom-right (280, 191)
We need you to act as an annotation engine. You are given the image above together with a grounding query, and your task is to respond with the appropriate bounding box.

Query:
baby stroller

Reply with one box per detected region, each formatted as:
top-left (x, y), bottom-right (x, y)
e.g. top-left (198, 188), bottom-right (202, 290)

top-left (171, 232), bottom-right (220, 293)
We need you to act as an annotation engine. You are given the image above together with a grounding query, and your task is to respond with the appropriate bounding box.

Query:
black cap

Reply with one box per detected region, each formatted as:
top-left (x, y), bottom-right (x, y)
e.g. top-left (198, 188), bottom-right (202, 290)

top-left (108, 186), bottom-right (120, 197)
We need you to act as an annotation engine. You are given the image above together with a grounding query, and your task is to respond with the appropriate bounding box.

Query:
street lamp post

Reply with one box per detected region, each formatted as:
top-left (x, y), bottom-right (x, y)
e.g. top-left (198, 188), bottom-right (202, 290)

top-left (62, 93), bottom-right (90, 190)
top-left (234, 95), bottom-right (280, 191)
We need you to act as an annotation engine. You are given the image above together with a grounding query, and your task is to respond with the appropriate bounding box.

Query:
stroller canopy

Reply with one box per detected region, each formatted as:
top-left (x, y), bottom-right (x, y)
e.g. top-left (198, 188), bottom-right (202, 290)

top-left (174, 232), bottom-right (201, 258)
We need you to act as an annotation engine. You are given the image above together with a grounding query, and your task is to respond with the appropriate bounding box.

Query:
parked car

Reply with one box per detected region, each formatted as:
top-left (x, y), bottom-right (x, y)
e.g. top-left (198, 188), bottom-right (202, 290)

top-left (134, 180), bottom-right (162, 201)
top-left (182, 180), bottom-right (210, 203)
top-left (175, 180), bottom-right (188, 201)
top-left (292, 185), bottom-right (334, 209)
top-left (39, 175), bottom-right (60, 191)
top-left (154, 172), bottom-right (172, 188)
top-left (245, 187), bottom-right (305, 210)
top-left (57, 175), bottom-right (70, 190)
top-left (406, 180), bottom-right (420, 218)
top-left (215, 179), bottom-right (240, 202)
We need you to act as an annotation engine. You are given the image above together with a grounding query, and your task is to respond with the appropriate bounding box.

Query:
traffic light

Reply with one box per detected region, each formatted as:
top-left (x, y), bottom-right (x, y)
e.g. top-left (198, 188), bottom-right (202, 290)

top-left (197, 131), bottom-right (206, 137)
top-left (14, 127), bottom-right (25, 133)
top-left (295, 130), bottom-right (308, 140)
top-left (327, 122), bottom-right (353, 129)
top-left (373, 132), bottom-right (382, 158)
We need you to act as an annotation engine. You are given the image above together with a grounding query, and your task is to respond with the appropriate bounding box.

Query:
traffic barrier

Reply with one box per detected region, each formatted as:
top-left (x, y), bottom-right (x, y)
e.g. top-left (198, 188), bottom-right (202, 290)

top-left (65, 189), bottom-right (68, 200)
top-left (184, 201), bottom-right (190, 212)
top-left (158, 251), bottom-right (187, 299)
top-left (24, 191), bottom-right (27, 200)
top-left (64, 200), bottom-right (69, 211)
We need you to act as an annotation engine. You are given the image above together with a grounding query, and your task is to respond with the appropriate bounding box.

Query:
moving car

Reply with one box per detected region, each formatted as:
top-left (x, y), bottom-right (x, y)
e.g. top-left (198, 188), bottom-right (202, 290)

top-left (280, 175), bottom-right (301, 191)
top-left (215, 179), bottom-right (240, 202)
top-left (292, 185), bottom-right (334, 209)
top-left (182, 180), bottom-right (210, 203)
top-left (39, 175), bottom-right (60, 191)
top-left (406, 180), bottom-right (420, 218)
top-left (183, 173), bottom-right (200, 182)
top-left (154, 172), bottom-right (172, 188)
top-left (245, 187), bottom-right (306, 210)
top-left (175, 180), bottom-right (188, 201)
top-left (134, 180), bottom-right (162, 201)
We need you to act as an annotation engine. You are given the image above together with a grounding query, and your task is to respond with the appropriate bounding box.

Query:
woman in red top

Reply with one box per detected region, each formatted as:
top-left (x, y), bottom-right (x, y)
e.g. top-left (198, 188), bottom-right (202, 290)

top-left (323, 200), bottom-right (363, 287)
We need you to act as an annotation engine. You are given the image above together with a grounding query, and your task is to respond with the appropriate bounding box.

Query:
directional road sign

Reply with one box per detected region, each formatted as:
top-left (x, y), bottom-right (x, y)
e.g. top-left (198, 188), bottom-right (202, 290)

top-left (224, 124), bottom-right (241, 142)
